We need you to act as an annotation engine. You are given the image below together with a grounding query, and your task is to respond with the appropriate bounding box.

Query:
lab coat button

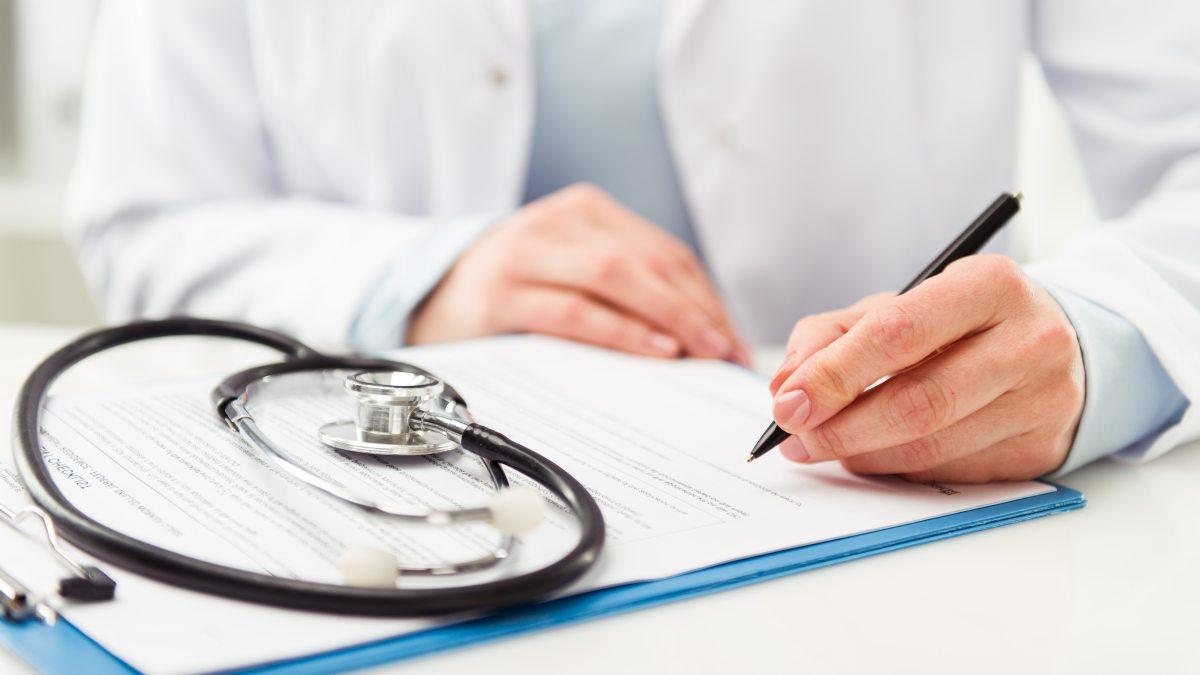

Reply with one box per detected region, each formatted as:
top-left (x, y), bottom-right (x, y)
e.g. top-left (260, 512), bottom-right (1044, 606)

top-left (714, 124), bottom-right (738, 151)
top-left (488, 66), bottom-right (509, 89)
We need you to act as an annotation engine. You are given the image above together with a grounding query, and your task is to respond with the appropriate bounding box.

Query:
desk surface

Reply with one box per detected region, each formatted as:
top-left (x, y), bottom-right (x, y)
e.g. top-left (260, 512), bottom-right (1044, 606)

top-left (1, 323), bottom-right (1197, 675)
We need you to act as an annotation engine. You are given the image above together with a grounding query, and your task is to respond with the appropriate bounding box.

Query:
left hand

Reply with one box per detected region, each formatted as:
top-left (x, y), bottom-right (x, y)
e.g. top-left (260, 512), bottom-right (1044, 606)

top-left (768, 255), bottom-right (1085, 483)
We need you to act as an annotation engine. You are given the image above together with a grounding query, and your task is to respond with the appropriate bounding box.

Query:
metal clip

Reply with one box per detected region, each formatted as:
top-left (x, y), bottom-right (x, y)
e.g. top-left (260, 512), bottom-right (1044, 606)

top-left (0, 565), bottom-right (56, 625)
top-left (0, 502), bottom-right (116, 608)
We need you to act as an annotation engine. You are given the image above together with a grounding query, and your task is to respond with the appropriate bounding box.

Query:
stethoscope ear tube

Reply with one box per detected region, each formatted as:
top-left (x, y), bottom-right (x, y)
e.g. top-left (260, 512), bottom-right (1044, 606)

top-left (461, 425), bottom-right (606, 587)
top-left (11, 317), bottom-right (606, 615)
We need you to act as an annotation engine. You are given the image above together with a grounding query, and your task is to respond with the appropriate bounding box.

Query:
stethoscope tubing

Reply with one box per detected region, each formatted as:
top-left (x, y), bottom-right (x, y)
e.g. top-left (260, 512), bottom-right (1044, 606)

top-left (12, 317), bottom-right (604, 615)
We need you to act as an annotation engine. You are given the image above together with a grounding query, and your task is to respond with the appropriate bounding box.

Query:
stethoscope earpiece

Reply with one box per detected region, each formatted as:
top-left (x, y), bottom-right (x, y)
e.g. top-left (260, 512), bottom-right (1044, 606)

top-left (338, 486), bottom-right (547, 588)
top-left (487, 486), bottom-right (546, 535)
top-left (341, 546), bottom-right (401, 588)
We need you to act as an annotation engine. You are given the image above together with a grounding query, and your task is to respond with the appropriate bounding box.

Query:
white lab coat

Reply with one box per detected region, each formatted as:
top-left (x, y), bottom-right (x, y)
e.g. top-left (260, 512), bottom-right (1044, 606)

top-left (67, 0), bottom-right (1200, 465)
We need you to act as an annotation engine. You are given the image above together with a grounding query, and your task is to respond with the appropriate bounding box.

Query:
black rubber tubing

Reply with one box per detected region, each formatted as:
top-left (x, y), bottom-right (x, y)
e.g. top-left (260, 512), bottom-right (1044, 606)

top-left (12, 317), bottom-right (605, 615)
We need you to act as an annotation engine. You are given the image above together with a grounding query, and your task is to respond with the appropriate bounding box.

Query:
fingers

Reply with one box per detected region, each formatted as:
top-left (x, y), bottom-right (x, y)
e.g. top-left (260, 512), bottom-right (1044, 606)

top-left (780, 328), bottom-right (1019, 461)
top-left (784, 293), bottom-right (894, 358)
top-left (772, 309), bottom-right (864, 395)
top-left (834, 390), bottom-right (1029, 474)
top-left (580, 187), bottom-right (746, 361)
top-left (516, 241), bottom-right (732, 359)
top-left (773, 259), bottom-right (1016, 433)
top-left (768, 352), bottom-right (805, 398)
top-left (672, 262), bottom-right (750, 363)
top-left (899, 431), bottom-right (1065, 483)
top-left (779, 311), bottom-right (852, 384)
top-left (770, 294), bottom-right (895, 396)
top-left (498, 286), bottom-right (682, 357)
top-left (645, 246), bottom-right (751, 364)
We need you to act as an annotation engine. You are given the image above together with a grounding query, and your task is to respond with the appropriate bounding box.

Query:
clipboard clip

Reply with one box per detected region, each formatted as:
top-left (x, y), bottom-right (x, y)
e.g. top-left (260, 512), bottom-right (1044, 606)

top-left (0, 566), bottom-right (56, 625)
top-left (0, 503), bottom-right (116, 623)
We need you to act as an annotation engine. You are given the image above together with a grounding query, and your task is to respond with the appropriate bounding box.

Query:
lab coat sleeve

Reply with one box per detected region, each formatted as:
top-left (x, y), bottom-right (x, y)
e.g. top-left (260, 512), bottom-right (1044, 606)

top-left (349, 214), bottom-right (501, 352)
top-left (1025, 0), bottom-right (1200, 465)
top-left (64, 0), bottom-right (495, 351)
top-left (1038, 284), bottom-right (1187, 476)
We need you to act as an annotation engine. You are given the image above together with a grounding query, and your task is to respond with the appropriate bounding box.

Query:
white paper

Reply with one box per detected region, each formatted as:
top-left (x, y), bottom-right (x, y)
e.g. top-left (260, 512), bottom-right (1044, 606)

top-left (0, 336), bottom-right (1052, 673)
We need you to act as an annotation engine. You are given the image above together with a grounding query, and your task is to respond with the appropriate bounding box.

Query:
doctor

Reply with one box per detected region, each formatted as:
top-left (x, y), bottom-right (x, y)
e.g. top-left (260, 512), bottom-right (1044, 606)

top-left (68, 1), bottom-right (1198, 483)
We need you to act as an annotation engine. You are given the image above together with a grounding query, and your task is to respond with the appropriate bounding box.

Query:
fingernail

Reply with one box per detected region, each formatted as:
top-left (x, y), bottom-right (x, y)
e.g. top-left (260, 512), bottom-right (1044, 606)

top-left (773, 350), bottom-right (800, 378)
top-left (646, 332), bottom-right (680, 356)
top-left (773, 389), bottom-right (811, 429)
top-left (779, 436), bottom-right (811, 463)
top-left (699, 328), bottom-right (732, 357)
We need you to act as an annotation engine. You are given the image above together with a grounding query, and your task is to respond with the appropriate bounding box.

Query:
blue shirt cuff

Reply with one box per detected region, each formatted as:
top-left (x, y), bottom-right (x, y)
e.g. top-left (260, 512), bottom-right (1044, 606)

top-left (1037, 282), bottom-right (1189, 477)
top-left (348, 213), bottom-right (505, 353)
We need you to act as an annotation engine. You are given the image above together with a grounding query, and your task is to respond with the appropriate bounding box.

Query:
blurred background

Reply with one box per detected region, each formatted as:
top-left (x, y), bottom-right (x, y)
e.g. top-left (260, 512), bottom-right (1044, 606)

top-left (1, 0), bottom-right (99, 325)
top-left (0, 0), bottom-right (1097, 328)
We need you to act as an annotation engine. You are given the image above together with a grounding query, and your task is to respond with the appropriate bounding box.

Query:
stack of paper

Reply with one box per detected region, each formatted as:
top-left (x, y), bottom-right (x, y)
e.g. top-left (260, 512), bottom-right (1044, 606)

top-left (0, 336), bottom-right (1071, 673)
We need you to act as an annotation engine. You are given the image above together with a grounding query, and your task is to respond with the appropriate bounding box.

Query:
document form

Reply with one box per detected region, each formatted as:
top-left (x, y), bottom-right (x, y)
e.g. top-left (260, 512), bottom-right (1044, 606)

top-left (0, 336), bottom-right (1053, 673)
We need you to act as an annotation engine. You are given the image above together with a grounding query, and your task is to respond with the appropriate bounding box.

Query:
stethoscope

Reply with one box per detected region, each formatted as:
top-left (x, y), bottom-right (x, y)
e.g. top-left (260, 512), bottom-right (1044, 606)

top-left (9, 318), bottom-right (605, 616)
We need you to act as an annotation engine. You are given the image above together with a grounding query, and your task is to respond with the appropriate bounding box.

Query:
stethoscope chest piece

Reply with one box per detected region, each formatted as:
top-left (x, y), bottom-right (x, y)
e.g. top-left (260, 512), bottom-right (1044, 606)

top-left (318, 370), bottom-right (460, 455)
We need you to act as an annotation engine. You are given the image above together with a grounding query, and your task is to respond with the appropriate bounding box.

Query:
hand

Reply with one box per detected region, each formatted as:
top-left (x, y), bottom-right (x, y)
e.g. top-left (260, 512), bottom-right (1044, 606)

top-left (768, 255), bottom-right (1085, 483)
top-left (408, 184), bottom-right (750, 363)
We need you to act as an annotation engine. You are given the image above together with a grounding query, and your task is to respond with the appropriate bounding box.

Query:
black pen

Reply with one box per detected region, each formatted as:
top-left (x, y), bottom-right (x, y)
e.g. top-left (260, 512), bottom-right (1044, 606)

top-left (746, 191), bottom-right (1023, 463)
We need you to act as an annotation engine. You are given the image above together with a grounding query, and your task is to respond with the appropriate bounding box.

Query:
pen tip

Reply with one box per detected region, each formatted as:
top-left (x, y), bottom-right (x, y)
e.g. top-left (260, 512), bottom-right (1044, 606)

top-left (746, 454), bottom-right (756, 463)
top-left (1011, 190), bottom-right (1024, 202)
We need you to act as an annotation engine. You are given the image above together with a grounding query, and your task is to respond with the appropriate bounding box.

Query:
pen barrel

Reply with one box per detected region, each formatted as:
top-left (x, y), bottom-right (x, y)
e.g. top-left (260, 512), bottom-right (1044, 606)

top-left (900, 192), bottom-right (1021, 295)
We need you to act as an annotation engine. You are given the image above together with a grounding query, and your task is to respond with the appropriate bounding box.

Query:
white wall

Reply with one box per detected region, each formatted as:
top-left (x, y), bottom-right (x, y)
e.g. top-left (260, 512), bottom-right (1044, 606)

top-left (0, 4), bottom-right (1097, 327)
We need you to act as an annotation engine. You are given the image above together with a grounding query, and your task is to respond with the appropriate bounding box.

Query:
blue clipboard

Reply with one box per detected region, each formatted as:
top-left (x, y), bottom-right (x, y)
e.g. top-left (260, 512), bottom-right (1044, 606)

top-left (1, 483), bottom-right (1083, 674)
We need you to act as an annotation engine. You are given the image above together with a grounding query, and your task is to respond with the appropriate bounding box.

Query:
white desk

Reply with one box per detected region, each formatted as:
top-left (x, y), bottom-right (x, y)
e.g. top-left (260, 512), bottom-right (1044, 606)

top-left (2, 323), bottom-right (1197, 675)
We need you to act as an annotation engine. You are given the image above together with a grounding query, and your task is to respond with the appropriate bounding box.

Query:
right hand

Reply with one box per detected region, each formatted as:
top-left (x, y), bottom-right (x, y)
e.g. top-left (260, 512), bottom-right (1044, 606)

top-left (408, 184), bottom-right (749, 362)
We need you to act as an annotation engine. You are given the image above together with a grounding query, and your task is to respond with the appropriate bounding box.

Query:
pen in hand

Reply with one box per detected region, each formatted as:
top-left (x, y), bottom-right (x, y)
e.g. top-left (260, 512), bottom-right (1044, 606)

top-left (746, 191), bottom-right (1023, 463)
